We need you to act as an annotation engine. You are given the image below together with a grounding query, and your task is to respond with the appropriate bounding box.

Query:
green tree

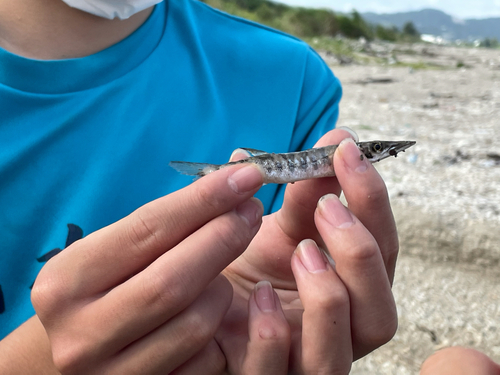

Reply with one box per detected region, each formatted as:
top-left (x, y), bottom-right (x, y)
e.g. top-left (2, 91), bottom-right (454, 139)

top-left (480, 38), bottom-right (498, 48)
top-left (338, 10), bottom-right (373, 40)
top-left (233, 0), bottom-right (266, 11)
top-left (403, 21), bottom-right (419, 37)
top-left (255, 3), bottom-right (274, 21)
top-left (376, 25), bottom-right (398, 41)
top-left (290, 8), bottom-right (338, 37)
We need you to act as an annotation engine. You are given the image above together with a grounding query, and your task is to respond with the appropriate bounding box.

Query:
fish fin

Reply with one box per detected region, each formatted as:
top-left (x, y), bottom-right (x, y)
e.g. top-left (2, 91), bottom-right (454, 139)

top-left (238, 148), bottom-right (268, 157)
top-left (169, 161), bottom-right (220, 178)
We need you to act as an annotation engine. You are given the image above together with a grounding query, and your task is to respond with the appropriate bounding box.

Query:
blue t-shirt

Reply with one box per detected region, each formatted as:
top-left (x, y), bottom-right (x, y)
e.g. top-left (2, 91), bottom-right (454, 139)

top-left (0, 0), bottom-right (341, 338)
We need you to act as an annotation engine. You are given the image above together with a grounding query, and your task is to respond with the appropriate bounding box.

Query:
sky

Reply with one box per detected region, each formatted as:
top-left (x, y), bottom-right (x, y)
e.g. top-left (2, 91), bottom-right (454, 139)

top-left (275, 0), bottom-right (500, 19)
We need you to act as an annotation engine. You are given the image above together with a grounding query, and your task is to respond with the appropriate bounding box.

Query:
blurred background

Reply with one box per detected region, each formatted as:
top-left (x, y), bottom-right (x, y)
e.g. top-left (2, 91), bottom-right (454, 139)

top-left (202, 1), bottom-right (500, 373)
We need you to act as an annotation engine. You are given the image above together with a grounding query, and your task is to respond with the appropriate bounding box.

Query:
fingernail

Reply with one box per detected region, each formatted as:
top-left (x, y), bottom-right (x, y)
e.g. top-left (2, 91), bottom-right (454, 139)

top-left (228, 165), bottom-right (264, 194)
top-left (318, 194), bottom-right (354, 229)
top-left (229, 148), bottom-right (251, 162)
top-left (338, 138), bottom-right (369, 173)
top-left (296, 239), bottom-right (328, 273)
top-left (255, 281), bottom-right (277, 312)
top-left (336, 126), bottom-right (359, 142)
top-left (235, 198), bottom-right (263, 228)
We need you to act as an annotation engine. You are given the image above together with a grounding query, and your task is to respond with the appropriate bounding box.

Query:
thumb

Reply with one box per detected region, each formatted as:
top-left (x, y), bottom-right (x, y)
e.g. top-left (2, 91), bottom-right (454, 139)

top-left (229, 148), bottom-right (252, 162)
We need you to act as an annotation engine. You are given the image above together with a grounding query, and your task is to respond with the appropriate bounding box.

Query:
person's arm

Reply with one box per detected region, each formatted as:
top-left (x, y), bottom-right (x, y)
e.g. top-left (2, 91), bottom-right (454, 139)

top-left (1, 163), bottom-right (264, 374)
top-left (0, 316), bottom-right (59, 374)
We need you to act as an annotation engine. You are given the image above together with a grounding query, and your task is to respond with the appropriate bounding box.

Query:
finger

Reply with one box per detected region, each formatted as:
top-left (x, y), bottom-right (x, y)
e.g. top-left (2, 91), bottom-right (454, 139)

top-left (315, 194), bottom-right (397, 360)
top-left (34, 163), bottom-right (264, 299)
top-left (67, 198), bottom-right (264, 358)
top-left (291, 239), bottom-right (352, 374)
top-left (420, 347), bottom-right (500, 375)
top-left (170, 339), bottom-right (226, 375)
top-left (242, 281), bottom-right (291, 375)
top-left (104, 276), bottom-right (232, 374)
top-left (230, 148), bottom-right (252, 162)
top-left (276, 127), bottom-right (357, 243)
top-left (333, 137), bottom-right (399, 282)
top-left (48, 275), bottom-right (232, 374)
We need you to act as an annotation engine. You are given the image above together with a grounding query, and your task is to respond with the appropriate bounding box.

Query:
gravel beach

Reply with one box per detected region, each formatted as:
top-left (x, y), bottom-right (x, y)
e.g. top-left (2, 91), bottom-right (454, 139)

top-left (322, 43), bottom-right (500, 374)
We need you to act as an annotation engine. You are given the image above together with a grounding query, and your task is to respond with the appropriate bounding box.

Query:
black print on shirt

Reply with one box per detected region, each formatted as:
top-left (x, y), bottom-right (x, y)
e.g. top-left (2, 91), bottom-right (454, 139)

top-left (0, 285), bottom-right (5, 314)
top-left (37, 224), bottom-right (84, 262)
top-left (1, 224), bottom-right (84, 315)
top-left (29, 224), bottom-right (84, 290)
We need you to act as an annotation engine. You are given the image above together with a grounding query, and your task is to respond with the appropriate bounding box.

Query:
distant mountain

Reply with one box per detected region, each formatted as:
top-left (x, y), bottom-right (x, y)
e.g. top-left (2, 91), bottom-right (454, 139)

top-left (362, 8), bottom-right (500, 41)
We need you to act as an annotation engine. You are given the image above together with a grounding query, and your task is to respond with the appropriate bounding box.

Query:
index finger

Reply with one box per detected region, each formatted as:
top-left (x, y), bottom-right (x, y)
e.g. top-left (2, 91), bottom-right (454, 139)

top-left (41, 164), bottom-right (264, 296)
top-left (314, 194), bottom-right (397, 360)
top-left (333, 138), bottom-right (399, 282)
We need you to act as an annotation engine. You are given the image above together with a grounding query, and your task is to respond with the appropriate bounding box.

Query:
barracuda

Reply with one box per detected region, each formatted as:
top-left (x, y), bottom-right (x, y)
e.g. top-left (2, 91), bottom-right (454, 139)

top-left (169, 140), bottom-right (416, 184)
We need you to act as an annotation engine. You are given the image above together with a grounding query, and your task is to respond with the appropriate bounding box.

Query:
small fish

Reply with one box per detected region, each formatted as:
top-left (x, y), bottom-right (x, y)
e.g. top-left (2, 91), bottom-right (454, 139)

top-left (170, 140), bottom-right (416, 184)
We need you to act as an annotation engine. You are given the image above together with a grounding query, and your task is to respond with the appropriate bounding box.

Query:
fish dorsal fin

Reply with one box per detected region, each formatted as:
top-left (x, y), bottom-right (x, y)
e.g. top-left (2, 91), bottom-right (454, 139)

top-left (238, 148), bottom-right (268, 157)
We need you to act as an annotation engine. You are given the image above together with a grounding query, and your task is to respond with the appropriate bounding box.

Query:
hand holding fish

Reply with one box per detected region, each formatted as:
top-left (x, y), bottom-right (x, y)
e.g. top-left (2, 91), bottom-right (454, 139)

top-left (30, 164), bottom-right (266, 374)
top-left (28, 128), bottom-right (401, 374)
top-left (215, 128), bottom-right (400, 374)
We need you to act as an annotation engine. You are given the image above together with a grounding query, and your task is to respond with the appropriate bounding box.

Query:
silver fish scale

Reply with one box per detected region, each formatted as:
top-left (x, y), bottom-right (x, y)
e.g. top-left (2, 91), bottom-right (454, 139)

top-left (248, 145), bottom-right (338, 184)
top-left (169, 140), bottom-right (416, 185)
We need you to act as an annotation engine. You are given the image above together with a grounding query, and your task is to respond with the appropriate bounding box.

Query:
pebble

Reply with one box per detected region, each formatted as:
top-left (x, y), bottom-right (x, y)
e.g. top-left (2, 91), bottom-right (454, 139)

top-left (328, 43), bottom-right (500, 374)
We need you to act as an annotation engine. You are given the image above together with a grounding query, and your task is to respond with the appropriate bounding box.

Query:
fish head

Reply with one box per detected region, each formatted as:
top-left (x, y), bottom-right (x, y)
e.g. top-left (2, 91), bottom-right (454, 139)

top-left (357, 140), bottom-right (416, 163)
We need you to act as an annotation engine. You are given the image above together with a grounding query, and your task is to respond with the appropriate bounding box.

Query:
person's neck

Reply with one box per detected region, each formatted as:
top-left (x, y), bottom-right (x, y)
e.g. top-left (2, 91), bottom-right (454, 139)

top-left (0, 0), bottom-right (154, 60)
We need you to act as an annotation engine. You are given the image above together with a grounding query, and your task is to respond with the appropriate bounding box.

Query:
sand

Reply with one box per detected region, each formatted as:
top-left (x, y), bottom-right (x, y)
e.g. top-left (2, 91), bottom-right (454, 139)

top-left (322, 43), bottom-right (500, 374)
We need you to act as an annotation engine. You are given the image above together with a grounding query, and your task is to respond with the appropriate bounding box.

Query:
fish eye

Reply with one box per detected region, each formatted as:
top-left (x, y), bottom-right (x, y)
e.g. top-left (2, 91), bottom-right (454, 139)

top-left (372, 142), bottom-right (383, 153)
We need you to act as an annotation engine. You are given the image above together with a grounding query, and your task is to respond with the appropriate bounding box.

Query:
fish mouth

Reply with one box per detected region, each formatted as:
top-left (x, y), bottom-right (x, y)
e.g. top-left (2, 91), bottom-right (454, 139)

top-left (388, 141), bottom-right (416, 157)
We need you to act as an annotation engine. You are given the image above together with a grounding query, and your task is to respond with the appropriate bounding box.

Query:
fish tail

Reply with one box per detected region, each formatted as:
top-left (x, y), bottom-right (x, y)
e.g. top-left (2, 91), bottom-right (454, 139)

top-left (169, 161), bottom-right (221, 178)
